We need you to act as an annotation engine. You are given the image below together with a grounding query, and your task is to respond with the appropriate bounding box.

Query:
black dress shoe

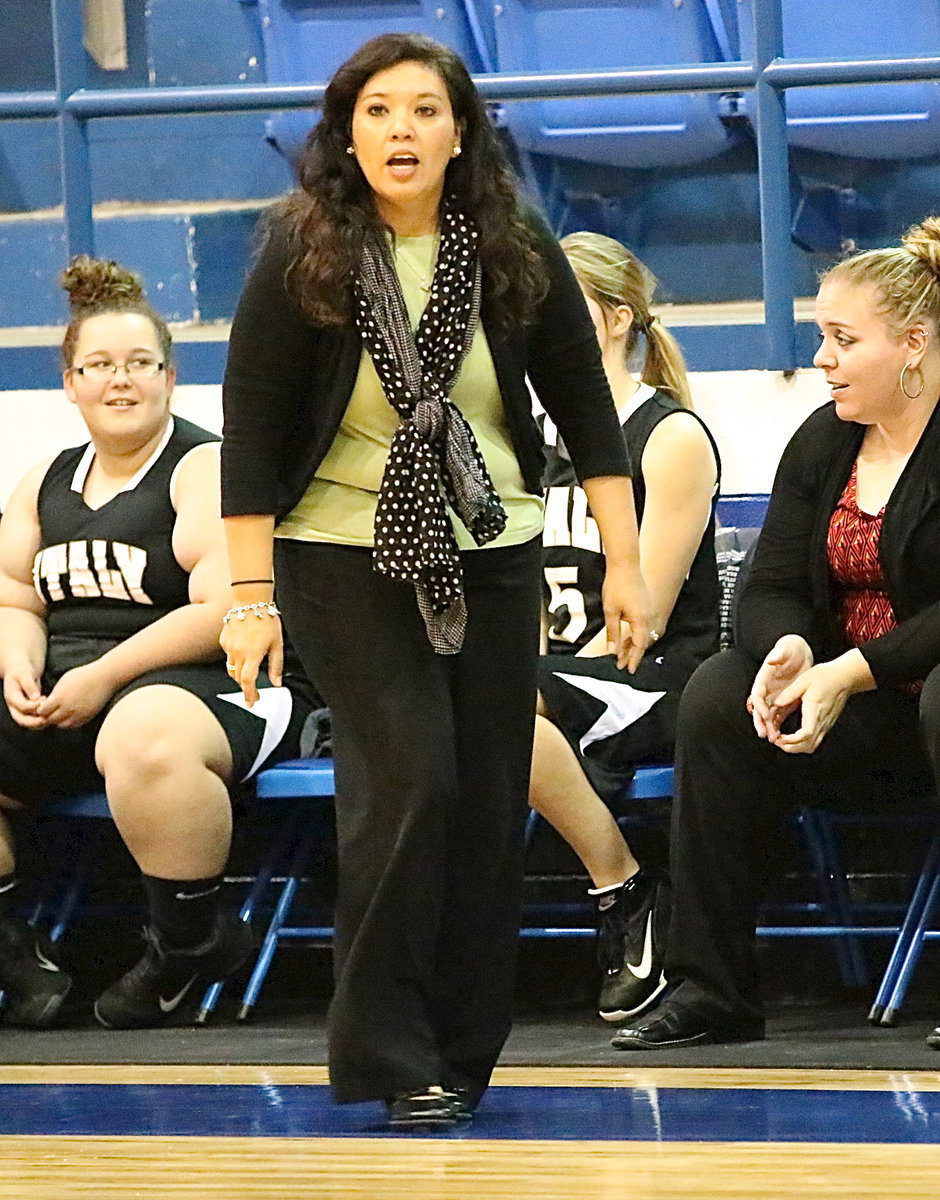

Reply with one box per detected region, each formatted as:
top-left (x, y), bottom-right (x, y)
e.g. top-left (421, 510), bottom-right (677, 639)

top-left (441, 1087), bottom-right (475, 1121)
top-left (610, 1003), bottom-right (764, 1050)
top-left (385, 1088), bottom-right (457, 1129)
top-left (926, 1026), bottom-right (940, 1049)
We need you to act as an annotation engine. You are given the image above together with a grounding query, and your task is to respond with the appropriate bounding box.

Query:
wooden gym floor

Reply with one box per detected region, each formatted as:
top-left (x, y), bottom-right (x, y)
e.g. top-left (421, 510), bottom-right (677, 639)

top-left (2, 1025), bottom-right (940, 1199)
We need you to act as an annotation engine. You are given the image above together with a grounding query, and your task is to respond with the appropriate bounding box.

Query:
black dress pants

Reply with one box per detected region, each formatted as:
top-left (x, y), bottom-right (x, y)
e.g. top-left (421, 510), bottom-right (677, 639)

top-left (274, 537), bottom-right (542, 1104)
top-left (665, 648), bottom-right (940, 1027)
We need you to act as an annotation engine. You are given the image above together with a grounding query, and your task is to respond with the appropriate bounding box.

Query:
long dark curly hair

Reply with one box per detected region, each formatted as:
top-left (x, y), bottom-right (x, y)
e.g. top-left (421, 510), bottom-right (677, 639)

top-left (271, 32), bottom-right (548, 331)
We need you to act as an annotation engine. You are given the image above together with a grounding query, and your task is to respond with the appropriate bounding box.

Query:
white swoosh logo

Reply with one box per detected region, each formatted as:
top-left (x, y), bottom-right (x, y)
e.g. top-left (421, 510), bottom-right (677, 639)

top-left (35, 944), bottom-right (61, 973)
top-left (624, 911), bottom-right (654, 980)
top-left (158, 974), bottom-right (198, 1014)
top-left (175, 886), bottom-right (220, 901)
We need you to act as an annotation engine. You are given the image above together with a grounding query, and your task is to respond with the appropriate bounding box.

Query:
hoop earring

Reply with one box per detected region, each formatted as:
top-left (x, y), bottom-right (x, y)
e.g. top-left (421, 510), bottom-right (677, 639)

top-left (900, 362), bottom-right (925, 399)
top-left (346, 145), bottom-right (355, 156)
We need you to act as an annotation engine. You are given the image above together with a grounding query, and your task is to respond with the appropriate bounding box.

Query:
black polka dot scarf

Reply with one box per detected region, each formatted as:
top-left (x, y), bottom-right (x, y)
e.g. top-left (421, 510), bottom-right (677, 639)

top-left (354, 196), bottom-right (507, 654)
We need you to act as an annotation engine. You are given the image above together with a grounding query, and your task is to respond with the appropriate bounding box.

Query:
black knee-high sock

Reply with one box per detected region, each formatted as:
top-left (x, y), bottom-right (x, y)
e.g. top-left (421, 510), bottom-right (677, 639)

top-left (141, 874), bottom-right (223, 950)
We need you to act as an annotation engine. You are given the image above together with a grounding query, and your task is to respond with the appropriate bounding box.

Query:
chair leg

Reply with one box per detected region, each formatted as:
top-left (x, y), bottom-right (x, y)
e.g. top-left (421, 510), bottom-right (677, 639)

top-left (798, 808), bottom-right (868, 989)
top-left (814, 809), bottom-right (869, 988)
top-left (236, 824), bottom-right (321, 1021)
top-left (196, 809), bottom-right (306, 1024)
top-left (868, 833), bottom-right (940, 1023)
top-left (523, 808), bottom-right (541, 853)
top-left (29, 822), bottom-right (103, 945)
top-left (870, 834), bottom-right (940, 1026)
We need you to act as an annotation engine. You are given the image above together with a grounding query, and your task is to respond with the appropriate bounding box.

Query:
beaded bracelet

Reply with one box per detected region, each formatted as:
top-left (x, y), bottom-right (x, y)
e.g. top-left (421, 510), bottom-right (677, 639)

top-left (222, 601), bottom-right (281, 625)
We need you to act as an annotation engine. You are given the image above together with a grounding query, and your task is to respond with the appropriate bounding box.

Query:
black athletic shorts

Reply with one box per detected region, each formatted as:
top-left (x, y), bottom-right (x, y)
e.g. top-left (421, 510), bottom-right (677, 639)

top-left (0, 635), bottom-right (313, 807)
top-left (538, 651), bottom-right (680, 805)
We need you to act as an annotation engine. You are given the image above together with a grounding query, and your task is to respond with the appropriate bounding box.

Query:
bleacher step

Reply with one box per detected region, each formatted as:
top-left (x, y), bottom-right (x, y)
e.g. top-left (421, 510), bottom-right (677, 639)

top-left (0, 200), bottom-right (271, 329)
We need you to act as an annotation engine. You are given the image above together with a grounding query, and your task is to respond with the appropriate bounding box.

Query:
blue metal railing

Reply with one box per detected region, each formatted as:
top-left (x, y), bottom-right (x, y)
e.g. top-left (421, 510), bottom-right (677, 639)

top-left (2, 0), bottom-right (940, 370)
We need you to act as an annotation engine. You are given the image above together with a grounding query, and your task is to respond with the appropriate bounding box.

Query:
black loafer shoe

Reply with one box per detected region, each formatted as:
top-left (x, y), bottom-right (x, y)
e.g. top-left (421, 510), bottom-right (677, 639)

top-left (611, 1004), bottom-right (764, 1050)
top-left (385, 1088), bottom-right (458, 1130)
top-left (442, 1087), bottom-right (475, 1121)
top-left (926, 1026), bottom-right (940, 1050)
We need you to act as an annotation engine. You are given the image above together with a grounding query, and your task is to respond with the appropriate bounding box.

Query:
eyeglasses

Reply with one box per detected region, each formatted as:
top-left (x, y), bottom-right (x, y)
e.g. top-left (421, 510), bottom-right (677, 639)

top-left (72, 358), bottom-right (165, 380)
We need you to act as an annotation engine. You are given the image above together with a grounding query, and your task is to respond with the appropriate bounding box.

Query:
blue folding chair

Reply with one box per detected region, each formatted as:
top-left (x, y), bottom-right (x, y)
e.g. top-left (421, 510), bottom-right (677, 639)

top-left (28, 791), bottom-right (115, 945)
top-left (16, 770), bottom-right (335, 1025)
top-left (521, 759), bottom-right (898, 993)
top-left (868, 824), bottom-right (940, 1026)
top-left (521, 762), bottom-right (675, 939)
top-left (0, 792), bottom-right (113, 1018)
top-left (198, 756), bottom-right (337, 1021)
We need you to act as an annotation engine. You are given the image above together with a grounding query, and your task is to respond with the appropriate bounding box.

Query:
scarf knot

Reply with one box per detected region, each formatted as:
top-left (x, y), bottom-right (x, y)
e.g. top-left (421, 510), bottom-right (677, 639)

top-left (413, 393), bottom-right (447, 443)
top-left (354, 197), bottom-right (507, 654)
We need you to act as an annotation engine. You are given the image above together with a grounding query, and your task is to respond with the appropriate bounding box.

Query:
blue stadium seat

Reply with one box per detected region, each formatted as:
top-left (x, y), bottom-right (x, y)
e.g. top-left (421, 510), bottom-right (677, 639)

top-left (246, 0), bottom-right (489, 163)
top-left (715, 492), bottom-right (771, 529)
top-left (490, 0), bottom-right (742, 169)
top-left (739, 0), bottom-right (940, 159)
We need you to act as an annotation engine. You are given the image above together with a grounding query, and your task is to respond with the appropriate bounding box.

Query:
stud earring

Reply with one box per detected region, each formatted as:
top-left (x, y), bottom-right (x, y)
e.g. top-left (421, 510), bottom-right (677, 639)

top-left (346, 145), bottom-right (355, 156)
top-left (451, 144), bottom-right (462, 158)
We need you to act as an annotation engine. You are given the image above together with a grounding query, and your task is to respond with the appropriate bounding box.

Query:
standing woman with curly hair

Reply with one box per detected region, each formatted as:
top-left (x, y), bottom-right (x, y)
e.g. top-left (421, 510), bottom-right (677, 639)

top-left (220, 33), bottom-right (650, 1126)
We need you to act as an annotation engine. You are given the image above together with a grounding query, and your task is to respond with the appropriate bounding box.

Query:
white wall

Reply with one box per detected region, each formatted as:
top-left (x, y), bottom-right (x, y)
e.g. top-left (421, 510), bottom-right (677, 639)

top-left (0, 370), bottom-right (830, 510)
top-left (0, 385), bottom-right (222, 510)
top-left (691, 368), bottom-right (829, 493)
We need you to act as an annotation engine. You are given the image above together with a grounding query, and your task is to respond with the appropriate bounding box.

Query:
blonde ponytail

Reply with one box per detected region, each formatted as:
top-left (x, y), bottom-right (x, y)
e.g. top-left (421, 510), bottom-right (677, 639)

top-left (642, 317), bottom-right (692, 408)
top-left (560, 231), bottom-right (692, 407)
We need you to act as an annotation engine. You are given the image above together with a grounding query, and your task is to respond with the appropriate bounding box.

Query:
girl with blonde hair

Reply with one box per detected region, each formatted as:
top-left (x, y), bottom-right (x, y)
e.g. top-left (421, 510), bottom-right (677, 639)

top-left (534, 232), bottom-right (721, 1024)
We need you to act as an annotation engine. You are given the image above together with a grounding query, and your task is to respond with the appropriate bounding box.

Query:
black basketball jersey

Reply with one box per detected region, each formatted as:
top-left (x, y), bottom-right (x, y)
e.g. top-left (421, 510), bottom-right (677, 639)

top-left (541, 387), bottom-right (721, 662)
top-left (33, 416), bottom-right (219, 639)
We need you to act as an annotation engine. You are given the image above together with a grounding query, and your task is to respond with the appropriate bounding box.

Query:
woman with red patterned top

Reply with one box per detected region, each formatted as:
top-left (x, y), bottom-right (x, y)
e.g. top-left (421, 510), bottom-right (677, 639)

top-left (611, 216), bottom-right (940, 1053)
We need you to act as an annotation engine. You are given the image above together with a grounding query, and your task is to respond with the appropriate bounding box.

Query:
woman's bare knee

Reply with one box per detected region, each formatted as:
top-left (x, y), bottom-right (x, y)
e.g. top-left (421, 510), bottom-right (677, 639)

top-left (95, 686), bottom-right (232, 785)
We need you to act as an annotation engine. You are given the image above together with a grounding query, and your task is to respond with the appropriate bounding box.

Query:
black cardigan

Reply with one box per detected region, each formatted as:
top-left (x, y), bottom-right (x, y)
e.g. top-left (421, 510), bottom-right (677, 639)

top-left (221, 207), bottom-right (630, 523)
top-left (737, 398), bottom-right (940, 687)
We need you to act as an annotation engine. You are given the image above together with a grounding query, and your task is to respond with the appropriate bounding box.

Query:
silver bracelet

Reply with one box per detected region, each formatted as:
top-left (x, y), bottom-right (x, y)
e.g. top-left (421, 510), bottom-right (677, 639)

top-left (222, 601), bottom-right (281, 625)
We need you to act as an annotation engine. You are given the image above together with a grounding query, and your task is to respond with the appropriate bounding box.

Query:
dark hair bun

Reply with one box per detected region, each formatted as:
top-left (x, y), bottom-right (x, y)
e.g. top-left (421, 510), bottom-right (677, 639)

top-left (60, 254), bottom-right (145, 313)
top-left (902, 216), bottom-right (940, 278)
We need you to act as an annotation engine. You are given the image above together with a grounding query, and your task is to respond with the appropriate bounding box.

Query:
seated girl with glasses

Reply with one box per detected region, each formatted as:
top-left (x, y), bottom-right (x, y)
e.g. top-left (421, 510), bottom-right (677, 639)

top-left (0, 255), bottom-right (312, 1030)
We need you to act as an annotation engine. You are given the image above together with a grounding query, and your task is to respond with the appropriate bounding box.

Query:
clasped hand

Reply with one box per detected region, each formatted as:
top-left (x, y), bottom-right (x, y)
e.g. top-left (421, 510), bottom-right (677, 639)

top-left (747, 635), bottom-right (860, 754)
top-left (4, 660), bottom-right (116, 729)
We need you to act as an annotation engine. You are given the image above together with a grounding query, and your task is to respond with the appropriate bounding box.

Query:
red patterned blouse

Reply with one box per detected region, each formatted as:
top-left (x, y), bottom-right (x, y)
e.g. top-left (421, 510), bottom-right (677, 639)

top-left (827, 461), bottom-right (896, 647)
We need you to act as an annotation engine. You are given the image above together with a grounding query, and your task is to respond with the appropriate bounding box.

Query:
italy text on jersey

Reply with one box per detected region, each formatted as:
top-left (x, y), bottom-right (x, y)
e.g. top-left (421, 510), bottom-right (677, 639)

top-left (33, 540), bottom-right (153, 604)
